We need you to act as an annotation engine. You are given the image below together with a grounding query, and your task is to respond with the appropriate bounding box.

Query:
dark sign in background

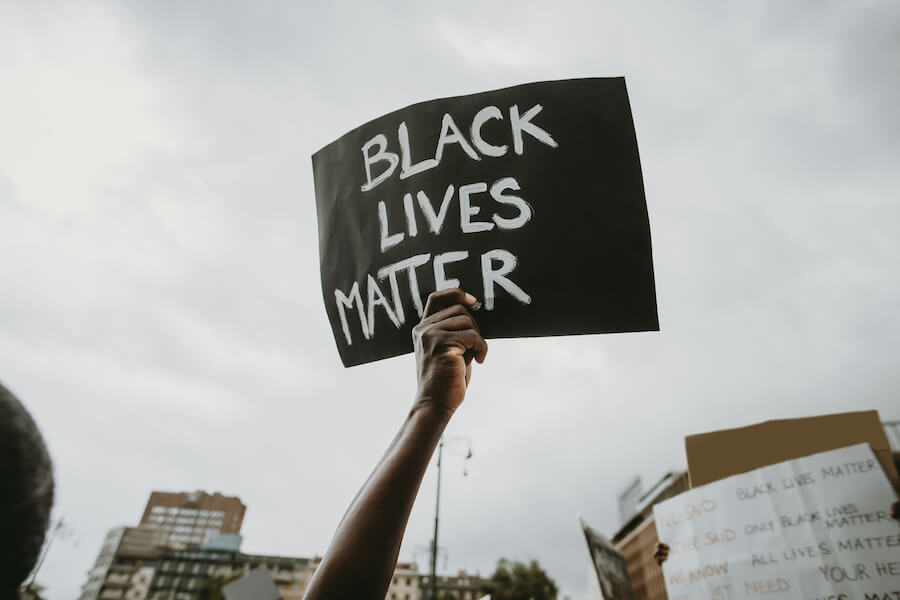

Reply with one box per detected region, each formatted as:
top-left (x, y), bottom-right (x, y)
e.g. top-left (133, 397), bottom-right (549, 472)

top-left (313, 77), bottom-right (658, 367)
top-left (581, 519), bottom-right (636, 600)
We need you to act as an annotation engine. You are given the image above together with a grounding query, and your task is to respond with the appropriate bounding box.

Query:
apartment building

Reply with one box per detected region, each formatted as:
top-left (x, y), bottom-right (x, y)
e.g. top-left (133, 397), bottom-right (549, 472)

top-left (140, 490), bottom-right (246, 547)
top-left (78, 526), bottom-right (171, 600)
top-left (611, 471), bottom-right (689, 600)
top-left (146, 549), bottom-right (314, 600)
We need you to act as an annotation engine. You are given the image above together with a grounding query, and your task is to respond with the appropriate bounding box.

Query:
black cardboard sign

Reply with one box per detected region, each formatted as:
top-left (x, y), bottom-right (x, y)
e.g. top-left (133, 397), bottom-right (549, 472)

top-left (581, 519), bottom-right (636, 600)
top-left (313, 77), bottom-right (658, 367)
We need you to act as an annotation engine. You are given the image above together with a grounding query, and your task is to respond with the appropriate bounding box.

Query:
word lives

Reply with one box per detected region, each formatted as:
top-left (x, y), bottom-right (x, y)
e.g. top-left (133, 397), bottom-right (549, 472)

top-left (735, 471), bottom-right (815, 500)
top-left (751, 542), bottom-right (831, 566)
top-left (820, 502), bottom-right (892, 530)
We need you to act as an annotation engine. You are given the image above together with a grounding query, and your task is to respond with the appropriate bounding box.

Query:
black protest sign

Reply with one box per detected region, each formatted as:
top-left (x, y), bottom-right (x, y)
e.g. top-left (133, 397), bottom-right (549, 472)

top-left (581, 519), bottom-right (636, 600)
top-left (313, 77), bottom-right (658, 367)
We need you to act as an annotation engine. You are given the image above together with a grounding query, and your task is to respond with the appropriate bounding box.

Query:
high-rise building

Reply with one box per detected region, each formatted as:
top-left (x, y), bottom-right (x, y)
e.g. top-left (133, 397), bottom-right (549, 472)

top-left (80, 490), bottom-right (246, 600)
top-left (140, 490), bottom-right (246, 547)
top-left (611, 471), bottom-right (689, 600)
top-left (78, 526), bottom-right (172, 600)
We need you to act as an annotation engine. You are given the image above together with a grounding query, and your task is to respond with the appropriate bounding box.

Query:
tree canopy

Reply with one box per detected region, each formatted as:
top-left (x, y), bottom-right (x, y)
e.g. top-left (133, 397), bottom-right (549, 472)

top-left (196, 573), bottom-right (243, 600)
top-left (480, 558), bottom-right (558, 600)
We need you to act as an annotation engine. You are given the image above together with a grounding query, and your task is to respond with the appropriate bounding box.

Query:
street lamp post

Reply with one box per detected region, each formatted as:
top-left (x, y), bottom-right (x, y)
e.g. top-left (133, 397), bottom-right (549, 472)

top-left (429, 436), bottom-right (472, 600)
top-left (430, 439), bottom-right (443, 600)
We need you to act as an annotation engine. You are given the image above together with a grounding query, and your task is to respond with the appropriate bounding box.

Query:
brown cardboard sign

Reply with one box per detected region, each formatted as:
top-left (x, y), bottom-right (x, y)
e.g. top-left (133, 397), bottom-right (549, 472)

top-left (685, 410), bottom-right (898, 489)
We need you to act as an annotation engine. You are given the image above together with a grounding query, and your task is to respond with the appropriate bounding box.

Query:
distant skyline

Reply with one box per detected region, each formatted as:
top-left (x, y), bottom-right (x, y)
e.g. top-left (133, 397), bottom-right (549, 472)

top-left (2, 1), bottom-right (899, 598)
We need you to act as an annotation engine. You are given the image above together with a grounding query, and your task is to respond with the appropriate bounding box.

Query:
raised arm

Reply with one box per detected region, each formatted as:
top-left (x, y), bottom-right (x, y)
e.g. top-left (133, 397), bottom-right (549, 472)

top-left (304, 288), bottom-right (488, 599)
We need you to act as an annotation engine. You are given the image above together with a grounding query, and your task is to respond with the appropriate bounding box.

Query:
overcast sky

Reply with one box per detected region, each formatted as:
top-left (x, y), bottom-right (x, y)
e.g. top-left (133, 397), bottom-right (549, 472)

top-left (2, 1), bottom-right (899, 598)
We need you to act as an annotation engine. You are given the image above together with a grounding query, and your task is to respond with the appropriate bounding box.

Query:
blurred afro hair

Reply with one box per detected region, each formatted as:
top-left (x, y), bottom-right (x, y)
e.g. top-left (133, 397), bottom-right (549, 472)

top-left (0, 381), bottom-right (54, 594)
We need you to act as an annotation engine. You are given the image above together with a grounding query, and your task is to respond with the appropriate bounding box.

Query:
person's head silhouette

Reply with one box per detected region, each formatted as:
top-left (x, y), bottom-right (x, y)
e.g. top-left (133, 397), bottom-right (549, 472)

top-left (0, 382), bottom-right (54, 598)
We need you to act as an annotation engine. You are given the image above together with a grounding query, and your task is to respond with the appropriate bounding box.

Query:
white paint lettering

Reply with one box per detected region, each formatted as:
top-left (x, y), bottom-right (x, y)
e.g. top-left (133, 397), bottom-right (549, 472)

top-left (434, 251), bottom-right (469, 290)
top-left (398, 121), bottom-right (439, 180)
top-left (459, 182), bottom-right (494, 234)
top-left (510, 104), bottom-right (558, 155)
top-left (416, 185), bottom-right (455, 234)
top-left (481, 249), bottom-right (531, 310)
top-left (490, 176), bottom-right (531, 230)
top-left (335, 282), bottom-right (369, 345)
top-left (435, 113), bottom-right (481, 162)
top-left (366, 274), bottom-right (400, 335)
top-left (377, 253), bottom-right (432, 321)
top-left (378, 200), bottom-right (404, 252)
top-left (360, 133), bottom-right (399, 192)
top-left (402, 192), bottom-right (418, 237)
top-left (470, 106), bottom-right (507, 157)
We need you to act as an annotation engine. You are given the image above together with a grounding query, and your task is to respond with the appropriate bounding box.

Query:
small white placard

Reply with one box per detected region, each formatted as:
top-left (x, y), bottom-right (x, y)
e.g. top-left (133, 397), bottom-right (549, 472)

top-left (653, 443), bottom-right (900, 599)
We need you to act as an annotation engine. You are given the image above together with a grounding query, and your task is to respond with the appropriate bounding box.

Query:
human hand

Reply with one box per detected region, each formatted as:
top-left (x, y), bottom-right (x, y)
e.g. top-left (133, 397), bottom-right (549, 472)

top-left (654, 543), bottom-right (669, 566)
top-left (413, 289), bottom-right (488, 415)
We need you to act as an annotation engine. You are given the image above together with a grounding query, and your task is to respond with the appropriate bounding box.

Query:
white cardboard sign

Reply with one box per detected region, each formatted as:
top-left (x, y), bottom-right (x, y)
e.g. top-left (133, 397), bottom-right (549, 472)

top-left (653, 443), bottom-right (900, 600)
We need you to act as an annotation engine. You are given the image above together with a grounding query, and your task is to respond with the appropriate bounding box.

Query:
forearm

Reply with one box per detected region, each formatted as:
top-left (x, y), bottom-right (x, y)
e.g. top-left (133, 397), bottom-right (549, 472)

top-left (305, 400), bottom-right (451, 599)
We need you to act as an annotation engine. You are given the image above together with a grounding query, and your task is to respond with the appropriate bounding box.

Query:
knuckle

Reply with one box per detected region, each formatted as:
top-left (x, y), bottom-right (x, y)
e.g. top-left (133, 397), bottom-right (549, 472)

top-left (419, 325), bottom-right (441, 346)
top-left (448, 305), bottom-right (467, 319)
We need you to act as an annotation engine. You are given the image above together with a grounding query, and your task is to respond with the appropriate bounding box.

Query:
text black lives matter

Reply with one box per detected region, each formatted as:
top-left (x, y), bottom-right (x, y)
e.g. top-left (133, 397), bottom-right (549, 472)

top-left (335, 103), bottom-right (557, 346)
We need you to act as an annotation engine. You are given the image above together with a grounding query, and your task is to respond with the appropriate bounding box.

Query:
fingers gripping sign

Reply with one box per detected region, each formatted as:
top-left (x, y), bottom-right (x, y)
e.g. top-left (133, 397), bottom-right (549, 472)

top-left (654, 543), bottom-right (670, 567)
top-left (413, 289), bottom-right (488, 414)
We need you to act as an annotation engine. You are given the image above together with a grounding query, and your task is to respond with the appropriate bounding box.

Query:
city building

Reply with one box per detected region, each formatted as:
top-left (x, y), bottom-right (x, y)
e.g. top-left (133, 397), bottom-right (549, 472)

top-left (80, 490), bottom-right (245, 600)
top-left (81, 488), bottom-right (493, 600)
top-left (147, 549), bottom-right (315, 600)
top-left (147, 551), bottom-right (424, 600)
top-left (385, 562), bottom-right (420, 600)
top-left (78, 526), bottom-right (172, 600)
top-left (884, 419), bottom-right (900, 469)
top-left (419, 569), bottom-right (488, 600)
top-left (611, 471), bottom-right (689, 600)
top-left (140, 490), bottom-right (246, 547)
